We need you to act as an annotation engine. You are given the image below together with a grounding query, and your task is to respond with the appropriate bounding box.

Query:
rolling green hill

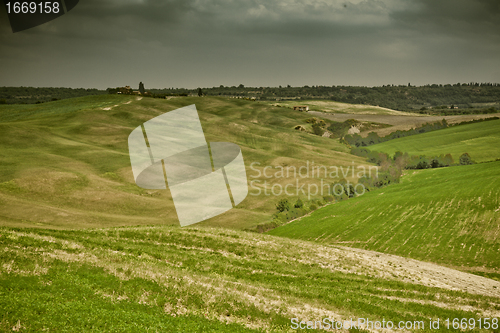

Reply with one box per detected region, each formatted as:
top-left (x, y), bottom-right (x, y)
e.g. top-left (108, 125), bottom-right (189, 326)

top-left (268, 161), bottom-right (500, 274)
top-left (1, 225), bottom-right (499, 332)
top-left (366, 119), bottom-right (500, 163)
top-left (0, 95), bottom-right (371, 230)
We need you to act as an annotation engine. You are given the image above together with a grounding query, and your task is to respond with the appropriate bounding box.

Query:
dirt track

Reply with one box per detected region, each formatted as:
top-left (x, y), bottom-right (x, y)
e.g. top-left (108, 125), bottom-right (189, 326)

top-left (310, 111), bottom-right (500, 137)
top-left (331, 245), bottom-right (500, 299)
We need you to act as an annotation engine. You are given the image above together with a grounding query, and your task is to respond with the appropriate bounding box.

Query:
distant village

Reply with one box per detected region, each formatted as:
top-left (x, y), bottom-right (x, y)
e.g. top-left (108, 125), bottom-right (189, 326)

top-left (110, 82), bottom-right (151, 96)
top-left (108, 83), bottom-right (312, 112)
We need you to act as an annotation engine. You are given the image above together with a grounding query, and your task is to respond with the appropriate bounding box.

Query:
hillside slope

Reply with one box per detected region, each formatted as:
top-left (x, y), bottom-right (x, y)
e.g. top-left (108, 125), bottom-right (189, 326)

top-left (366, 119), bottom-right (500, 163)
top-left (268, 161), bottom-right (500, 274)
top-left (1, 225), bottom-right (499, 332)
top-left (0, 95), bottom-right (371, 230)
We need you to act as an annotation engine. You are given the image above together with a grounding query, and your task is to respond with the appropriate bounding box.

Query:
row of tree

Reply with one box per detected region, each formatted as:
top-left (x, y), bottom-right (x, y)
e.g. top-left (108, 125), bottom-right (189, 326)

top-left (149, 84), bottom-right (500, 111)
top-left (0, 87), bottom-right (106, 104)
top-left (2, 85), bottom-right (500, 111)
top-left (352, 147), bottom-right (474, 170)
top-left (416, 106), bottom-right (499, 116)
top-left (255, 184), bottom-right (355, 233)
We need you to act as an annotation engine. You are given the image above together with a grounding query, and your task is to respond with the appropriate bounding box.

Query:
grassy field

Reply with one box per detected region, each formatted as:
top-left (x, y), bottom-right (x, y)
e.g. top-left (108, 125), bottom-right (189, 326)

top-left (366, 119), bottom-right (500, 163)
top-left (1, 225), bottom-right (499, 332)
top-left (268, 161), bottom-right (500, 275)
top-left (0, 95), bottom-right (373, 230)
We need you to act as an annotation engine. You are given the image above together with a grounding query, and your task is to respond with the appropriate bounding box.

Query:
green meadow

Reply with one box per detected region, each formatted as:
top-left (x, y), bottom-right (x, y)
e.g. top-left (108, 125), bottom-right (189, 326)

top-left (268, 161), bottom-right (500, 274)
top-left (0, 95), bottom-right (370, 230)
top-left (366, 119), bottom-right (500, 162)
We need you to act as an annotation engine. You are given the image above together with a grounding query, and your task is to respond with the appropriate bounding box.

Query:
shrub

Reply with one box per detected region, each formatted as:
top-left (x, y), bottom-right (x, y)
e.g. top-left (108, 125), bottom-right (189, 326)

top-left (276, 198), bottom-right (290, 212)
top-left (294, 198), bottom-right (304, 209)
top-left (312, 123), bottom-right (324, 136)
top-left (322, 195), bottom-right (334, 203)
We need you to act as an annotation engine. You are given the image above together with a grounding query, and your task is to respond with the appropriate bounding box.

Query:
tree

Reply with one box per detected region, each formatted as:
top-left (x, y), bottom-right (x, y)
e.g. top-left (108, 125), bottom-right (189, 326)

top-left (443, 153), bottom-right (454, 166)
top-left (459, 153), bottom-right (473, 165)
top-left (366, 132), bottom-right (380, 145)
top-left (139, 82), bottom-right (145, 94)
top-left (393, 151), bottom-right (404, 161)
top-left (344, 183), bottom-right (355, 198)
top-left (394, 151), bottom-right (409, 170)
top-left (197, 88), bottom-right (203, 97)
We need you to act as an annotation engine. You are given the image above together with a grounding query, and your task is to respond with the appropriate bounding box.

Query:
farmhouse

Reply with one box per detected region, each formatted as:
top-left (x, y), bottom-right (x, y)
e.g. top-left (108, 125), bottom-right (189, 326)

top-left (116, 86), bottom-right (132, 94)
top-left (293, 105), bottom-right (309, 111)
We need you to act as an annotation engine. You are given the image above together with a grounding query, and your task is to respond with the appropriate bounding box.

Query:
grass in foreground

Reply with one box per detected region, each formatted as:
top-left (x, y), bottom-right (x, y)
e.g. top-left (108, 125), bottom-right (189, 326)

top-left (367, 119), bottom-right (500, 163)
top-left (268, 161), bottom-right (500, 273)
top-left (1, 225), bottom-right (499, 332)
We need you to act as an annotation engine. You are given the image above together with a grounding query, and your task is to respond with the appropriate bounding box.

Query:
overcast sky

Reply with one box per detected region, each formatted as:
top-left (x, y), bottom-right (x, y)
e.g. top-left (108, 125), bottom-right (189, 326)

top-left (1, 0), bottom-right (499, 89)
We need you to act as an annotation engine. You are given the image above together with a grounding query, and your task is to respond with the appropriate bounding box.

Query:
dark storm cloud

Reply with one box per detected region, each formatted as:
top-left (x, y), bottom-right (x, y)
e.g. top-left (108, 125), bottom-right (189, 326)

top-left (2, 0), bottom-right (397, 44)
top-left (390, 0), bottom-right (500, 39)
top-left (1, 0), bottom-right (194, 41)
top-left (0, 0), bottom-right (499, 88)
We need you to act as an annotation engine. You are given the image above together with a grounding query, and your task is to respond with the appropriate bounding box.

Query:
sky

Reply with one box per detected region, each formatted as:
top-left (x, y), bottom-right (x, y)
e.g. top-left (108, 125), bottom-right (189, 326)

top-left (1, 0), bottom-right (499, 89)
